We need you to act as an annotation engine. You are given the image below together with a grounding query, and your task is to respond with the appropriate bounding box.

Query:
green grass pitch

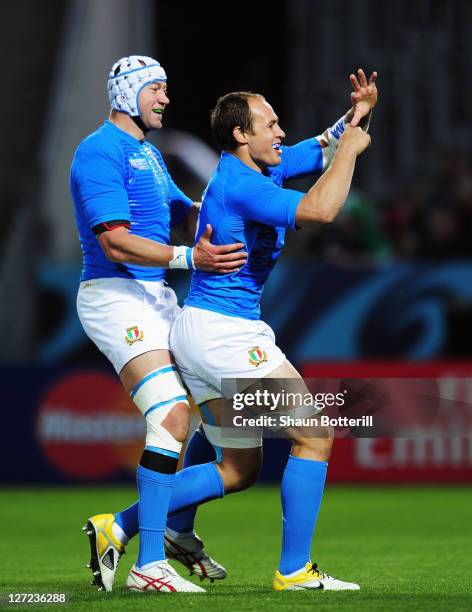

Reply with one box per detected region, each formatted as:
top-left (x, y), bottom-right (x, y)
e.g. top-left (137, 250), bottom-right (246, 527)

top-left (0, 485), bottom-right (470, 611)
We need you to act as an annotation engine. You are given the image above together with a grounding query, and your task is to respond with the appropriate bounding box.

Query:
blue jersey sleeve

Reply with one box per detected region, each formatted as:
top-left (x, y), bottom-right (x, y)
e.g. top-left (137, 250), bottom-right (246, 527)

top-left (153, 149), bottom-right (193, 228)
top-left (71, 142), bottom-right (130, 228)
top-left (230, 174), bottom-right (303, 229)
top-left (277, 137), bottom-right (323, 180)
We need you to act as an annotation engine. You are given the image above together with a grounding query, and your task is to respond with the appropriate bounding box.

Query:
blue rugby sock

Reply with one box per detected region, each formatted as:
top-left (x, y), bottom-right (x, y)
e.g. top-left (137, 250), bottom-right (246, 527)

top-left (169, 461), bottom-right (224, 517)
top-left (167, 428), bottom-right (217, 534)
top-left (114, 501), bottom-right (138, 538)
top-left (115, 459), bottom-right (223, 541)
top-left (136, 462), bottom-right (175, 568)
top-left (278, 455), bottom-right (328, 575)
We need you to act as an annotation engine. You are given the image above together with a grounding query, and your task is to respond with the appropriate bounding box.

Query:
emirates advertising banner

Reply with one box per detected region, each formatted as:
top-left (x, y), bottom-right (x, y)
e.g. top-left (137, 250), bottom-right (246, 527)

top-left (301, 362), bottom-right (472, 483)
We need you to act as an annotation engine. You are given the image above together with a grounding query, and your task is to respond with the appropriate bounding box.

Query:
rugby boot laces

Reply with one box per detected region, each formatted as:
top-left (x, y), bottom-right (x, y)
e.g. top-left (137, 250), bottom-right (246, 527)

top-left (273, 562), bottom-right (360, 591)
top-left (164, 530), bottom-right (227, 582)
top-left (82, 513), bottom-right (125, 592)
top-left (127, 560), bottom-right (206, 593)
top-left (307, 562), bottom-right (360, 590)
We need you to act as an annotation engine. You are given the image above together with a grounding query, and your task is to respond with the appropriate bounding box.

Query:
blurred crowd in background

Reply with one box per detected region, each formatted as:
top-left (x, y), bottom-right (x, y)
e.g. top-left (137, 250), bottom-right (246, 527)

top-left (310, 151), bottom-right (472, 263)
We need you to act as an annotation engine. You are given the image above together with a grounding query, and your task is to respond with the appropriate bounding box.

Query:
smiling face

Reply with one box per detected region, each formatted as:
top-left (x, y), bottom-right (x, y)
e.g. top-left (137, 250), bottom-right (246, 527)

top-left (241, 97), bottom-right (285, 170)
top-left (137, 81), bottom-right (169, 131)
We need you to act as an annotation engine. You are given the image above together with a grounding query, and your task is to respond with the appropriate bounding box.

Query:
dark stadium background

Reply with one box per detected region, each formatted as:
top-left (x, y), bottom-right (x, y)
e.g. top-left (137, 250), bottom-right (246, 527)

top-left (1, 0), bottom-right (471, 501)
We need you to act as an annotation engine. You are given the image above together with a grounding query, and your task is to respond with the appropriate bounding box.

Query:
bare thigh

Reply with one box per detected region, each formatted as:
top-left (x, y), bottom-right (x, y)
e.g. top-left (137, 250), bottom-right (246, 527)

top-left (256, 360), bottom-right (334, 461)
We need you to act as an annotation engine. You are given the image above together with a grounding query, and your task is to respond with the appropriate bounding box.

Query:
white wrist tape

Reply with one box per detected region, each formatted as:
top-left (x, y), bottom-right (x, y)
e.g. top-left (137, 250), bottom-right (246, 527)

top-left (169, 246), bottom-right (195, 270)
top-left (318, 115), bottom-right (346, 171)
top-left (326, 116), bottom-right (346, 146)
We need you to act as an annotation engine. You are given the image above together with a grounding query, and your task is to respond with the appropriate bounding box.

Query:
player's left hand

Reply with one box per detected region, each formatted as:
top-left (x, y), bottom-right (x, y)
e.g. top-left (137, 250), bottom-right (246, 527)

top-left (193, 224), bottom-right (247, 274)
top-left (349, 69), bottom-right (378, 127)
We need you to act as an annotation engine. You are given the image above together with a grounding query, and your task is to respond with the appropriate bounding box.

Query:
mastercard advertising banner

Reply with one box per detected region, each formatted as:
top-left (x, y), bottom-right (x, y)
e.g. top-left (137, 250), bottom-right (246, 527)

top-left (36, 371), bottom-right (145, 480)
top-left (32, 369), bottom-right (203, 481)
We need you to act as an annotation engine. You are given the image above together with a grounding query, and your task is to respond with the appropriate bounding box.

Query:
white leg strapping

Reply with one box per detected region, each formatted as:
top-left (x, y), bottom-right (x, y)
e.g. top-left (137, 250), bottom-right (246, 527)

top-left (130, 364), bottom-right (189, 456)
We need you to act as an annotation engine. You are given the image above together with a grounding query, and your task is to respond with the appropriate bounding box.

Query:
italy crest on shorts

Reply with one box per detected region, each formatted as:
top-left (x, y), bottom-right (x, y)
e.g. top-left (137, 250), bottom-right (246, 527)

top-left (248, 346), bottom-right (268, 367)
top-left (125, 325), bottom-right (144, 345)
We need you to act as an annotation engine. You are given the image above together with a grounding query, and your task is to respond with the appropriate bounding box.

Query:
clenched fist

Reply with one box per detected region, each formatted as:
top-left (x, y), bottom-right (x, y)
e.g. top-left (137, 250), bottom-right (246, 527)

top-left (338, 125), bottom-right (371, 156)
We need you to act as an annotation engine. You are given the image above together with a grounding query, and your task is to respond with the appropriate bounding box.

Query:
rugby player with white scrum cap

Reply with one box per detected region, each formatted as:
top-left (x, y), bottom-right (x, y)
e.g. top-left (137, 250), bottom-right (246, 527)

top-left (70, 55), bottom-right (246, 593)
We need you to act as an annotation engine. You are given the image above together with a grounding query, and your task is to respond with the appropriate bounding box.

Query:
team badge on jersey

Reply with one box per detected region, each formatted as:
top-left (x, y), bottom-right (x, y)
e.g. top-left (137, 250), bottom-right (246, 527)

top-left (248, 347), bottom-right (268, 367)
top-left (129, 156), bottom-right (150, 170)
top-left (125, 326), bottom-right (144, 345)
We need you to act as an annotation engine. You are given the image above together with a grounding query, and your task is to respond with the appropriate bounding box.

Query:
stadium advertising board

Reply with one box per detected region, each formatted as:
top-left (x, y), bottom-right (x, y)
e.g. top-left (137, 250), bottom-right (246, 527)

top-left (302, 362), bottom-right (472, 483)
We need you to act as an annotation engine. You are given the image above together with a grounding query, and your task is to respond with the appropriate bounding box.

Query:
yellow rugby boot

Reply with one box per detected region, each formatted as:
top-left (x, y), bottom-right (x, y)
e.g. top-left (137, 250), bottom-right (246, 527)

top-left (273, 562), bottom-right (360, 591)
top-left (82, 513), bottom-right (125, 592)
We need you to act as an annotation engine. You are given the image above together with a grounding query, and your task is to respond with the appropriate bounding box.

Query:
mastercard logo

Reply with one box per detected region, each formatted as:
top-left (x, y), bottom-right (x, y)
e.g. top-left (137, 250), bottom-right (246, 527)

top-left (36, 371), bottom-right (145, 479)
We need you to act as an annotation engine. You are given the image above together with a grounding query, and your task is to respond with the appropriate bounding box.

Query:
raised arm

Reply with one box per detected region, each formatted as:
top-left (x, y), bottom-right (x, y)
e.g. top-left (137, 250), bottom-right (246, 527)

top-left (295, 125), bottom-right (371, 226)
top-left (317, 69), bottom-right (378, 170)
top-left (278, 69), bottom-right (377, 180)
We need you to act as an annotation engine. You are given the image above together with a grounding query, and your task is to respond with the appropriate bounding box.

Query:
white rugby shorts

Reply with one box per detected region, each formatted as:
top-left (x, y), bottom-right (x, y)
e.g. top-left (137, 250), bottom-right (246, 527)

top-left (169, 306), bottom-right (286, 405)
top-left (77, 278), bottom-right (180, 373)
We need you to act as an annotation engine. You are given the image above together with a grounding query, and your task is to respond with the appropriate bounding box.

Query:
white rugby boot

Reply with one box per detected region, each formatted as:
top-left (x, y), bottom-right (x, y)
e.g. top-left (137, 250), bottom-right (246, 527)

top-left (127, 561), bottom-right (206, 593)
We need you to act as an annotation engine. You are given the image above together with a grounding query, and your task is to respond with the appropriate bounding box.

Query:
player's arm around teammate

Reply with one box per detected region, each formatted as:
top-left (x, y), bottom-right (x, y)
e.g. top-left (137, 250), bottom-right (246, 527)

top-left (87, 70), bottom-right (247, 463)
top-left (98, 218), bottom-right (246, 274)
top-left (71, 55), bottom-right (246, 593)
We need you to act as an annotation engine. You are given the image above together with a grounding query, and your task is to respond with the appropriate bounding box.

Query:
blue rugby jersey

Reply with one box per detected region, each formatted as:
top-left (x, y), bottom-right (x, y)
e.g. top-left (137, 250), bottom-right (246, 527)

top-left (70, 120), bottom-right (192, 281)
top-left (186, 137), bottom-right (323, 319)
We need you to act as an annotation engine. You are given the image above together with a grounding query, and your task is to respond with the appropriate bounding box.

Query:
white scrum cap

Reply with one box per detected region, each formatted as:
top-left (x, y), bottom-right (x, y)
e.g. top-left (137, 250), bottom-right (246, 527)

top-left (108, 55), bottom-right (167, 116)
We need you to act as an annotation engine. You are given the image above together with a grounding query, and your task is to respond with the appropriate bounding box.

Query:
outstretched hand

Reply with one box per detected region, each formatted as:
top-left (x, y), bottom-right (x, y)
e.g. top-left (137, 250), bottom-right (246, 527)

top-left (349, 69), bottom-right (378, 127)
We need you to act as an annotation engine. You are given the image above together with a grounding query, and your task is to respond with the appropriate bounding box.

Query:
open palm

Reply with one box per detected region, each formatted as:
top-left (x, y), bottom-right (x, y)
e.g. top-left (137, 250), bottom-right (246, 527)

top-left (350, 69), bottom-right (378, 127)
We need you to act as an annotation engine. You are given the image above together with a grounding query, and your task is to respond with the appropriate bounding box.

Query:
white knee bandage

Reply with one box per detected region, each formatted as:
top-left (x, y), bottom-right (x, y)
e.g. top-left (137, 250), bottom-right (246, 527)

top-left (130, 365), bottom-right (188, 456)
